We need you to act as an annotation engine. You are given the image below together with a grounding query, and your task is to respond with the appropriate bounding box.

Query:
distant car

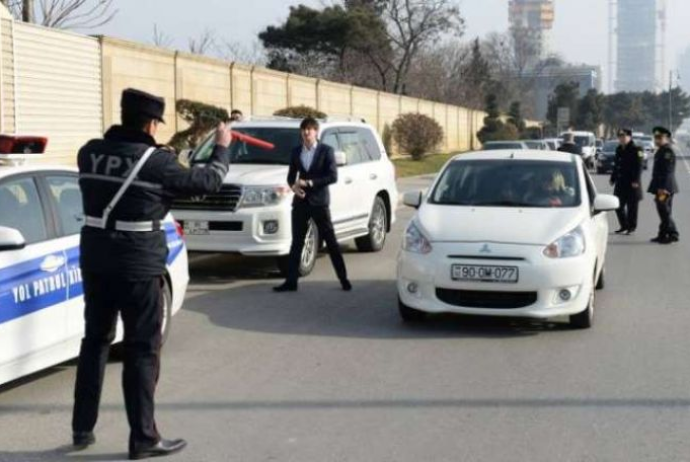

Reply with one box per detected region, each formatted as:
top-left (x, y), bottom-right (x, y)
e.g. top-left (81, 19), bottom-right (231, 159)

top-left (173, 118), bottom-right (398, 277)
top-left (521, 140), bottom-right (551, 151)
top-left (543, 138), bottom-right (562, 151)
top-left (482, 141), bottom-right (529, 151)
top-left (0, 157), bottom-right (189, 386)
top-left (632, 136), bottom-right (652, 170)
top-left (596, 140), bottom-right (618, 174)
top-left (397, 149), bottom-right (619, 329)
top-left (561, 131), bottom-right (596, 168)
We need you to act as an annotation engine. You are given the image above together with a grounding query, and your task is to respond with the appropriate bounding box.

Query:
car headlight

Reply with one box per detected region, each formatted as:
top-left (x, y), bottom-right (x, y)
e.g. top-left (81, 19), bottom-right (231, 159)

top-left (239, 186), bottom-right (291, 208)
top-left (543, 226), bottom-right (586, 259)
top-left (403, 222), bottom-right (432, 254)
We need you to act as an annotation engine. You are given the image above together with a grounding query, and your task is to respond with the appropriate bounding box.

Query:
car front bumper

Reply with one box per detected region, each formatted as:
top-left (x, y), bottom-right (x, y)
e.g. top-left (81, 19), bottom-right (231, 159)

top-left (397, 242), bottom-right (595, 319)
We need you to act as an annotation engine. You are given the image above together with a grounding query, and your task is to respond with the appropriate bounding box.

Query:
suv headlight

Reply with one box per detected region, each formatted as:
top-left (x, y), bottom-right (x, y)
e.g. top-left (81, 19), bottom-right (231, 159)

top-left (239, 186), bottom-right (291, 208)
top-left (543, 226), bottom-right (586, 259)
top-left (403, 222), bottom-right (432, 254)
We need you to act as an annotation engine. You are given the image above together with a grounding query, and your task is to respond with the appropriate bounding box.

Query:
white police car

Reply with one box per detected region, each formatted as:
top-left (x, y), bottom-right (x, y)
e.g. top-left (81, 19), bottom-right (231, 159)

top-left (0, 155), bottom-right (189, 386)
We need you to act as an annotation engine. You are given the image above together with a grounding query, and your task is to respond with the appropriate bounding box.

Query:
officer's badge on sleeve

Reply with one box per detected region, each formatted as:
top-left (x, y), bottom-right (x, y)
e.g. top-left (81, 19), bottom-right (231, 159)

top-left (665, 152), bottom-right (673, 160)
top-left (638, 149), bottom-right (644, 158)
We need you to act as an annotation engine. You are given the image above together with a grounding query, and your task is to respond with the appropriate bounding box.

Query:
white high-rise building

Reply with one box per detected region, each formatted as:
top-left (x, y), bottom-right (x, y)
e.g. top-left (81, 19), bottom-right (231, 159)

top-left (508, 0), bottom-right (555, 62)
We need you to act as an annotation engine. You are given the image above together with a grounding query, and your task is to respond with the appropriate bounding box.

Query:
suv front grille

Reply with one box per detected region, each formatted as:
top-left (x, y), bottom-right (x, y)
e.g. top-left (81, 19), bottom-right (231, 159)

top-left (436, 289), bottom-right (537, 309)
top-left (173, 185), bottom-right (243, 212)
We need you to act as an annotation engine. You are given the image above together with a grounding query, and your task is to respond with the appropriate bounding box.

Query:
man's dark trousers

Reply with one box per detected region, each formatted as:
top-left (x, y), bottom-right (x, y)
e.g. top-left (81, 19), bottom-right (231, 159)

top-left (72, 273), bottom-right (163, 453)
top-left (286, 201), bottom-right (347, 285)
top-left (615, 189), bottom-right (640, 230)
top-left (655, 194), bottom-right (679, 238)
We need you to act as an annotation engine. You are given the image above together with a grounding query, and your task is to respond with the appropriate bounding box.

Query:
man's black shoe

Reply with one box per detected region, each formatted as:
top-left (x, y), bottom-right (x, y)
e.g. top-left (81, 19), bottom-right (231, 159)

top-left (657, 236), bottom-right (674, 245)
top-left (72, 431), bottom-right (95, 450)
top-left (614, 228), bottom-right (628, 234)
top-left (129, 438), bottom-right (187, 460)
top-left (625, 228), bottom-right (636, 235)
top-left (273, 283), bottom-right (297, 292)
top-left (670, 235), bottom-right (680, 242)
top-left (650, 236), bottom-right (663, 243)
top-left (341, 279), bottom-right (352, 291)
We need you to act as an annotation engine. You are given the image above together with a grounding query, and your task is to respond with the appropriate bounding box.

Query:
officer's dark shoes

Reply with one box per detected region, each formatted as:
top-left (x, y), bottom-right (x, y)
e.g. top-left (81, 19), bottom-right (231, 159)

top-left (650, 236), bottom-right (663, 243)
top-left (614, 228), bottom-right (627, 234)
top-left (657, 236), bottom-right (674, 245)
top-left (72, 431), bottom-right (95, 450)
top-left (341, 279), bottom-right (353, 291)
top-left (625, 229), bottom-right (636, 235)
top-left (273, 282), bottom-right (298, 292)
top-left (670, 235), bottom-right (680, 243)
top-left (129, 438), bottom-right (187, 460)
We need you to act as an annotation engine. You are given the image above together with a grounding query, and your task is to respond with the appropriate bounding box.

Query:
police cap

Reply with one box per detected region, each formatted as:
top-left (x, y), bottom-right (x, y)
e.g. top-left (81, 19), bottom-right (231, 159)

top-left (617, 128), bottom-right (632, 137)
top-left (121, 88), bottom-right (166, 123)
top-left (653, 126), bottom-right (672, 138)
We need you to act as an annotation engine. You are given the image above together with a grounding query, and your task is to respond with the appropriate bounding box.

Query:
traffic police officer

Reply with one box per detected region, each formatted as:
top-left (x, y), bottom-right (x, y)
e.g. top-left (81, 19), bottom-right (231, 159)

top-left (72, 88), bottom-right (232, 459)
top-left (648, 126), bottom-right (679, 244)
top-left (610, 128), bottom-right (644, 235)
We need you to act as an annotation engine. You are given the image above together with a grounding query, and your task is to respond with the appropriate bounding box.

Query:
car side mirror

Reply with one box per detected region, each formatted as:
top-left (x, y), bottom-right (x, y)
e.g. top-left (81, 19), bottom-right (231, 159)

top-left (335, 151), bottom-right (348, 166)
top-left (0, 226), bottom-right (26, 251)
top-left (403, 190), bottom-right (423, 209)
top-left (593, 194), bottom-right (619, 214)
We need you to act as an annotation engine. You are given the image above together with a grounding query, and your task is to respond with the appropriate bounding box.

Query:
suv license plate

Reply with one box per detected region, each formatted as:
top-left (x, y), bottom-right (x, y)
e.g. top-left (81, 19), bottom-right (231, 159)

top-left (451, 264), bottom-right (519, 283)
top-left (184, 220), bottom-right (210, 235)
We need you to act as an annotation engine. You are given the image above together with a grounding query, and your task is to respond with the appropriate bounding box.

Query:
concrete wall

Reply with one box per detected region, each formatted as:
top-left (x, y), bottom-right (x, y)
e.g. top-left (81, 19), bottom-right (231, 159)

top-left (0, 7), bottom-right (542, 163)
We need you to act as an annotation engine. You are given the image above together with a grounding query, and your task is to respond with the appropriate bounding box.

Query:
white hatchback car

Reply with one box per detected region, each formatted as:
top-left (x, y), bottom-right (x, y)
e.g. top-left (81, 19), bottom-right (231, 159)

top-left (398, 150), bottom-right (619, 329)
top-left (0, 160), bottom-right (189, 386)
top-left (173, 119), bottom-right (399, 276)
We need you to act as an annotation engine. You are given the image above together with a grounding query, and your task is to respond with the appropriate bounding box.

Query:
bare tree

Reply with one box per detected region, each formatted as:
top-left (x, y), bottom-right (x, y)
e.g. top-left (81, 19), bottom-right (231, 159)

top-left (5, 0), bottom-right (117, 29)
top-left (188, 29), bottom-right (217, 56)
top-left (219, 39), bottom-right (267, 66)
top-left (152, 24), bottom-right (173, 49)
top-left (379, 0), bottom-right (464, 94)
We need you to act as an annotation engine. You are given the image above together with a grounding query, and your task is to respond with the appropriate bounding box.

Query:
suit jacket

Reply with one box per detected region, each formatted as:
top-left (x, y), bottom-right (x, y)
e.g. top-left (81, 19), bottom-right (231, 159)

top-left (611, 141), bottom-right (643, 200)
top-left (287, 143), bottom-right (338, 207)
top-left (648, 144), bottom-right (679, 194)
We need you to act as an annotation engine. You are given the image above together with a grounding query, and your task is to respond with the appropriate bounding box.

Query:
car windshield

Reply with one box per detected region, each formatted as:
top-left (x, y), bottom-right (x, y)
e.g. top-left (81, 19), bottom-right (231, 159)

top-left (523, 141), bottom-right (542, 149)
top-left (574, 136), bottom-right (594, 147)
top-left (192, 127), bottom-right (300, 165)
top-left (483, 142), bottom-right (524, 150)
top-left (603, 141), bottom-right (618, 151)
top-left (430, 159), bottom-right (581, 208)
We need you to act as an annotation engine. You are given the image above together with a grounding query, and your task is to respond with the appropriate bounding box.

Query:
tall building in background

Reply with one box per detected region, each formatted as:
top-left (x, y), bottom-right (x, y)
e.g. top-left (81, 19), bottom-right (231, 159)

top-left (508, 0), bottom-right (555, 63)
top-left (615, 0), bottom-right (659, 92)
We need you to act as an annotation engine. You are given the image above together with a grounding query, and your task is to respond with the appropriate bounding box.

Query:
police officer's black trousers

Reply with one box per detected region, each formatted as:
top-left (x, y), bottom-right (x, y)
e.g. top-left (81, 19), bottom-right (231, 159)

top-left (286, 202), bottom-right (348, 285)
top-left (615, 189), bottom-right (640, 231)
top-left (655, 194), bottom-right (679, 238)
top-left (73, 273), bottom-right (163, 453)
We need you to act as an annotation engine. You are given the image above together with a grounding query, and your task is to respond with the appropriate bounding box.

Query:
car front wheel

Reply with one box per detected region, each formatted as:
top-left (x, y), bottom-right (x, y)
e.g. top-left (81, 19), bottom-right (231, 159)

top-left (355, 196), bottom-right (388, 252)
top-left (399, 298), bottom-right (427, 323)
top-left (277, 219), bottom-right (319, 277)
top-left (569, 282), bottom-right (594, 329)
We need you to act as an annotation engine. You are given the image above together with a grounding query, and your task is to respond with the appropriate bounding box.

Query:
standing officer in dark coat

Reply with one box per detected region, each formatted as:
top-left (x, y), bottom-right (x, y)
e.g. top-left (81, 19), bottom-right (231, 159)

top-left (273, 117), bottom-right (351, 292)
top-left (610, 128), bottom-right (644, 235)
top-left (648, 126), bottom-right (680, 244)
top-left (72, 88), bottom-right (233, 459)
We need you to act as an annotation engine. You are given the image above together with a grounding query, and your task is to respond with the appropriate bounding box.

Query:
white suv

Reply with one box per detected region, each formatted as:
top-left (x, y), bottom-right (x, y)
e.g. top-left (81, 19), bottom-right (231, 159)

top-left (173, 119), bottom-right (399, 275)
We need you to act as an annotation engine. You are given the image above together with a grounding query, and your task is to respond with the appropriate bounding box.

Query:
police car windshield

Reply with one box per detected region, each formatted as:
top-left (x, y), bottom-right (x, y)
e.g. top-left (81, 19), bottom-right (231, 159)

top-left (430, 160), bottom-right (581, 208)
top-left (192, 128), bottom-right (300, 165)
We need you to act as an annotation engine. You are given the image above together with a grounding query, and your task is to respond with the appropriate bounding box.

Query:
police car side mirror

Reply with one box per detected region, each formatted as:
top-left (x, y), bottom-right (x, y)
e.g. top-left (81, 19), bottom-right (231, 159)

top-left (0, 226), bottom-right (26, 251)
top-left (335, 151), bottom-right (348, 166)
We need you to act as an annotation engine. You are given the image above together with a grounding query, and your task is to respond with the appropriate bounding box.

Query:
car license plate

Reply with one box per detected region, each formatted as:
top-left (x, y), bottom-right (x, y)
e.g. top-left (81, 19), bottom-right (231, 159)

top-left (184, 220), bottom-right (210, 235)
top-left (451, 264), bottom-right (519, 283)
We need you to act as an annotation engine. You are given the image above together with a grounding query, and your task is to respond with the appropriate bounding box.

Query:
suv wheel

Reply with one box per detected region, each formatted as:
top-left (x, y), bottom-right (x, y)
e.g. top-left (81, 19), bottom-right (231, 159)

top-left (355, 196), bottom-right (387, 252)
top-left (276, 219), bottom-right (319, 277)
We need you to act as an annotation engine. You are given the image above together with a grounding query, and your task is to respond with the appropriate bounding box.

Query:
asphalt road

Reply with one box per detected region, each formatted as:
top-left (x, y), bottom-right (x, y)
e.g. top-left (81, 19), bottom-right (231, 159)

top-left (2, 151), bottom-right (690, 462)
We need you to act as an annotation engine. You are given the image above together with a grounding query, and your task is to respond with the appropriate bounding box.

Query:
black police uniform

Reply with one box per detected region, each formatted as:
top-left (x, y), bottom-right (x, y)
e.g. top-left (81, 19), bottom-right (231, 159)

top-left (611, 140), bottom-right (644, 232)
top-left (648, 128), bottom-right (679, 242)
top-left (72, 89), bottom-right (231, 455)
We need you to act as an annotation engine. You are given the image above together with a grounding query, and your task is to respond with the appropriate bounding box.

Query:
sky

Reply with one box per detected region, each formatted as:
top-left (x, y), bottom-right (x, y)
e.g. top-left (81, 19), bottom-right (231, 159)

top-left (92, 0), bottom-right (690, 93)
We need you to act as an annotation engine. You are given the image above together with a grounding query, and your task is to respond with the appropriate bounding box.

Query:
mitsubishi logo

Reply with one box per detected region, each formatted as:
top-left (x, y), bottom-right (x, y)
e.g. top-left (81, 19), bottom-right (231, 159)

top-left (479, 244), bottom-right (492, 254)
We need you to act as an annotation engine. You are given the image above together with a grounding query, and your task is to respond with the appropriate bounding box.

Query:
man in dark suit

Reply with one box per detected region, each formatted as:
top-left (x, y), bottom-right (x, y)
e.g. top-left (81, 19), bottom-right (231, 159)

top-left (648, 126), bottom-right (679, 244)
top-left (274, 117), bottom-right (352, 292)
top-left (610, 128), bottom-right (644, 235)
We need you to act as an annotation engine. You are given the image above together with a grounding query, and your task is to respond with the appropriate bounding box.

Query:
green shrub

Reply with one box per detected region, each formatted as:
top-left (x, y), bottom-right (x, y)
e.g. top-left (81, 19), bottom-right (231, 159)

top-left (169, 100), bottom-right (229, 151)
top-left (274, 105), bottom-right (327, 119)
top-left (392, 113), bottom-right (444, 161)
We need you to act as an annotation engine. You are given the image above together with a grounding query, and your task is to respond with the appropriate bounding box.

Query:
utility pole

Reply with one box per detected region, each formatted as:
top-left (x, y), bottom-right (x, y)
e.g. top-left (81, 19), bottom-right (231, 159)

top-left (22, 0), bottom-right (34, 23)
